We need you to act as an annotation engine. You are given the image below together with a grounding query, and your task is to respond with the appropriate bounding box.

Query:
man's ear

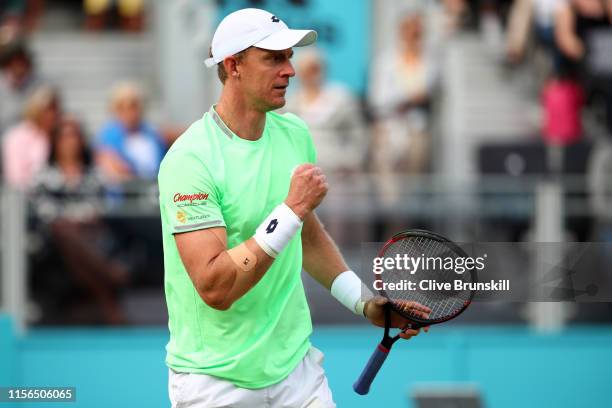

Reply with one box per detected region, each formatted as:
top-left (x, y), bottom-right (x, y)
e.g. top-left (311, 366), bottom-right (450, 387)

top-left (224, 56), bottom-right (241, 78)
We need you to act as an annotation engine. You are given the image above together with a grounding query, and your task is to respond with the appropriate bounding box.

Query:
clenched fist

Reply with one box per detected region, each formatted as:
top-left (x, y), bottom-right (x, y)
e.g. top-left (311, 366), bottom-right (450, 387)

top-left (285, 164), bottom-right (328, 219)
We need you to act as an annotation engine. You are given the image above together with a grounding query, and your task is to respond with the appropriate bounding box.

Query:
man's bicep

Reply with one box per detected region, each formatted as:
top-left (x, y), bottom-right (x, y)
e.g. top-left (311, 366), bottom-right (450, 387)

top-left (174, 227), bottom-right (227, 285)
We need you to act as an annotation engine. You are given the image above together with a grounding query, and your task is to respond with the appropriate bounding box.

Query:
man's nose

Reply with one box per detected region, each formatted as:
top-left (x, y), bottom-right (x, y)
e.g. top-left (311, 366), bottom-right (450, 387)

top-left (281, 60), bottom-right (295, 78)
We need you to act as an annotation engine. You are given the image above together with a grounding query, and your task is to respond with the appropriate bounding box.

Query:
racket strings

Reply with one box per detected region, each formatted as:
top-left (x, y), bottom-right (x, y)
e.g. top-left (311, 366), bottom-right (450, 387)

top-left (382, 236), bottom-right (474, 321)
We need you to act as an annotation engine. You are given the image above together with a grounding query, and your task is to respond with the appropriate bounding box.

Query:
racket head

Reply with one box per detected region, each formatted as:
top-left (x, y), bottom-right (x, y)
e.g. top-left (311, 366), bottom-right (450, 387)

top-left (374, 229), bottom-right (477, 325)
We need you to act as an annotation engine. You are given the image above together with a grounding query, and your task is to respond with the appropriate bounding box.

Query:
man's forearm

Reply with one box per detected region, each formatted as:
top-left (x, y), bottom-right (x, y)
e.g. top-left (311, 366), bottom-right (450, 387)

top-left (193, 202), bottom-right (303, 309)
top-left (197, 238), bottom-right (275, 310)
top-left (301, 212), bottom-right (349, 289)
top-left (302, 212), bottom-right (375, 316)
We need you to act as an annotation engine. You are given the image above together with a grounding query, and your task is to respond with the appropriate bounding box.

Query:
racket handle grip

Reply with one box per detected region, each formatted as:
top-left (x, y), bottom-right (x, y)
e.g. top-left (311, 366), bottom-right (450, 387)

top-left (353, 344), bottom-right (390, 395)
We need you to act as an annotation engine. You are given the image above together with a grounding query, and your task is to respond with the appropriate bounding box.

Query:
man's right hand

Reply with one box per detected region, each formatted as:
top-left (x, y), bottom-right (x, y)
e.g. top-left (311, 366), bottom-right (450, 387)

top-left (285, 164), bottom-right (328, 219)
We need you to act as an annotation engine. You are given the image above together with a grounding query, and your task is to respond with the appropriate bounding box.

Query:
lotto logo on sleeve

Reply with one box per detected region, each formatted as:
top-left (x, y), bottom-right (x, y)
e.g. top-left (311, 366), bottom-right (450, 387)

top-left (176, 211), bottom-right (187, 224)
top-left (173, 192), bottom-right (209, 207)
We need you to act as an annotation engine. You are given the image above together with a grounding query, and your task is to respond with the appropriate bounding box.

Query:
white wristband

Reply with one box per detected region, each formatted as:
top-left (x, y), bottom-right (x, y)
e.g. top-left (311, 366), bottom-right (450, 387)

top-left (254, 202), bottom-right (302, 258)
top-left (331, 270), bottom-right (374, 316)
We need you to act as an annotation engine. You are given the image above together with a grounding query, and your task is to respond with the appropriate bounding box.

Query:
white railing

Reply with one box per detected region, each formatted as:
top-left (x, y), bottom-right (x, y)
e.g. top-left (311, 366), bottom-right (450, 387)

top-left (1, 188), bottom-right (27, 334)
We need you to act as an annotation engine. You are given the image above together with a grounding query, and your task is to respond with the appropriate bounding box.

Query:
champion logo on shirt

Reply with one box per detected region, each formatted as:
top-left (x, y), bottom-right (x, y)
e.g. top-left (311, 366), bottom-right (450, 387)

top-left (174, 192), bottom-right (209, 205)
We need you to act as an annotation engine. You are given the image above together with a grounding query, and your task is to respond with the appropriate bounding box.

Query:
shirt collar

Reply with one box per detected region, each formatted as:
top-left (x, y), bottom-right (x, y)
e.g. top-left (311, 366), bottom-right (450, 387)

top-left (209, 104), bottom-right (234, 140)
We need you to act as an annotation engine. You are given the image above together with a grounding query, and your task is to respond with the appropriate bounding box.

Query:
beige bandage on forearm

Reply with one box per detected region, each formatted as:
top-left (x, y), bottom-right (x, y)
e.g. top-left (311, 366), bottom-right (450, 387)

top-left (227, 243), bottom-right (258, 272)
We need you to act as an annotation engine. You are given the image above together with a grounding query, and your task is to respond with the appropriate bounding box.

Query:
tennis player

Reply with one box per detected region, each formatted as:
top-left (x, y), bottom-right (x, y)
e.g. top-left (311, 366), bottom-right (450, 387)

top-left (158, 8), bottom-right (427, 407)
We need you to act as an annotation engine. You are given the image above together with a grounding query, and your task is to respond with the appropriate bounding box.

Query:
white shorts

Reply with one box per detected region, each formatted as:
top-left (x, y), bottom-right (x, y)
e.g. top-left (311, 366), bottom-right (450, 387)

top-left (168, 347), bottom-right (336, 408)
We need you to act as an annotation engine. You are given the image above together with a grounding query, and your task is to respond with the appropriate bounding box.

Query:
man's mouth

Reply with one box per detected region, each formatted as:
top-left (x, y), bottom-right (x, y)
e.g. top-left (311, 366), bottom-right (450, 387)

top-left (273, 85), bottom-right (288, 90)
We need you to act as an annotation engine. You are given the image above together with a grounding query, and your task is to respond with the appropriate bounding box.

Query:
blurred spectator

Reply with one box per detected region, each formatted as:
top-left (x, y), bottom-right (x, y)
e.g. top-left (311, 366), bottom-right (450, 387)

top-left (286, 49), bottom-right (367, 175)
top-left (479, 0), bottom-right (509, 53)
top-left (285, 48), bottom-right (368, 245)
top-left (506, 0), bottom-right (567, 65)
top-left (2, 86), bottom-right (60, 189)
top-left (439, 0), bottom-right (470, 34)
top-left (0, 0), bottom-right (43, 34)
top-left (555, 0), bottom-right (612, 132)
top-left (32, 116), bottom-right (128, 325)
top-left (95, 82), bottom-right (166, 183)
top-left (464, 0), bottom-right (514, 30)
top-left (555, 0), bottom-right (612, 66)
top-left (542, 75), bottom-right (584, 146)
top-left (84, 0), bottom-right (145, 32)
top-left (369, 10), bottom-right (437, 176)
top-left (368, 9), bottom-right (439, 240)
top-left (427, 0), bottom-right (469, 55)
top-left (0, 1), bottom-right (25, 33)
top-left (0, 36), bottom-right (42, 135)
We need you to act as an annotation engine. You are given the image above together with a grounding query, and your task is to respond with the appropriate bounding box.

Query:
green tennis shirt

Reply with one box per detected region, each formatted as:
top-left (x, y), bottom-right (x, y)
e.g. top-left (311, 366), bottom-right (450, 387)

top-left (158, 106), bottom-right (317, 389)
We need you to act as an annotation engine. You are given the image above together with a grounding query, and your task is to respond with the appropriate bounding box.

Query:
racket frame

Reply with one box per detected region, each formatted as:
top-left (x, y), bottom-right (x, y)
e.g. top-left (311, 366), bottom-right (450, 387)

top-left (375, 229), bottom-right (477, 325)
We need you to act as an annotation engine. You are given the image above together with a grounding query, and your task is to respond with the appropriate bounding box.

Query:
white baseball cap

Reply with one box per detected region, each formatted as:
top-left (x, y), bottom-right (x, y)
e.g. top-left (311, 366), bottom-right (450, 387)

top-left (204, 8), bottom-right (317, 68)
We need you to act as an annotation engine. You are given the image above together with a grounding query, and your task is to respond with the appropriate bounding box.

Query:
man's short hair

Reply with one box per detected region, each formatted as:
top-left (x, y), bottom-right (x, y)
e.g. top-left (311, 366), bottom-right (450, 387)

top-left (209, 47), bottom-right (248, 84)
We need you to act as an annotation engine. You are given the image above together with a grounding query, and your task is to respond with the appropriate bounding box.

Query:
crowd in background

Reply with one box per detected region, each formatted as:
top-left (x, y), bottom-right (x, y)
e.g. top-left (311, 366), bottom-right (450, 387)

top-left (0, 33), bottom-right (167, 324)
top-left (0, 0), bottom-right (158, 323)
top-left (285, 0), bottom-right (612, 244)
top-left (0, 38), bottom-right (168, 187)
top-left (504, 0), bottom-right (612, 240)
top-left (1, 0), bottom-right (611, 325)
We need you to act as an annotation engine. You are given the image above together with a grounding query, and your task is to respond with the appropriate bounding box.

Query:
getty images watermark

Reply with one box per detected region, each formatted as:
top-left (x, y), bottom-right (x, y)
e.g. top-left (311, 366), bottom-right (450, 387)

top-left (359, 242), bottom-right (612, 302)
top-left (371, 253), bottom-right (510, 292)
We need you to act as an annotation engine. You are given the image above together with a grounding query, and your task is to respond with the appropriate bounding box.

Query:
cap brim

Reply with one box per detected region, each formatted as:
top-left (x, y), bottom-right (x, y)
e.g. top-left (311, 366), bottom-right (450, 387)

top-left (253, 29), bottom-right (317, 51)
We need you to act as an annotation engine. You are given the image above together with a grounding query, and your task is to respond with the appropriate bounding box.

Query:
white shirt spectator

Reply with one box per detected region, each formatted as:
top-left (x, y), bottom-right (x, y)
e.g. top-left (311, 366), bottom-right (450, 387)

top-left (285, 83), bottom-right (367, 174)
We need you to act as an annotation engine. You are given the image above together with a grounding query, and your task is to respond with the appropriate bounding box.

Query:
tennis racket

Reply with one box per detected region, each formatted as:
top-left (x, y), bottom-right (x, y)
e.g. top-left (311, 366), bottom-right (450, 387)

top-left (353, 229), bottom-right (477, 395)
